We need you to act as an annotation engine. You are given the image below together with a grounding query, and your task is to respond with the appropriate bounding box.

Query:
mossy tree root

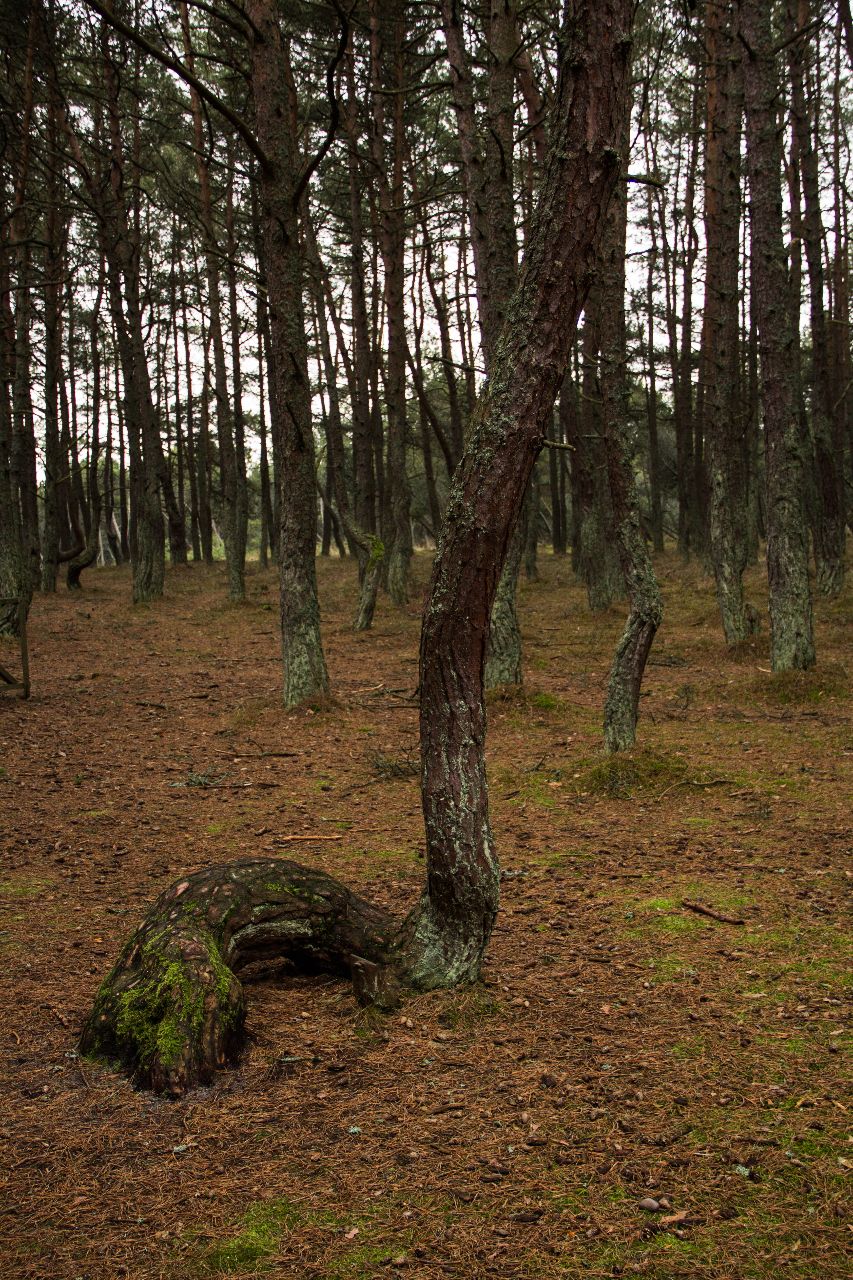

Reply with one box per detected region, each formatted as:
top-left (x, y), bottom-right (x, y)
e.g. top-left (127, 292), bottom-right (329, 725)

top-left (80, 859), bottom-right (397, 1095)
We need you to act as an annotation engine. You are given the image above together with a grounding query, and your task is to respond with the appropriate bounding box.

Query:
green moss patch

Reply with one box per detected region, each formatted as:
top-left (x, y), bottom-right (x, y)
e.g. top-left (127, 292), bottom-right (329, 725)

top-left (202, 1197), bottom-right (305, 1273)
top-left (750, 666), bottom-right (849, 706)
top-left (573, 747), bottom-right (688, 798)
top-left (0, 876), bottom-right (50, 898)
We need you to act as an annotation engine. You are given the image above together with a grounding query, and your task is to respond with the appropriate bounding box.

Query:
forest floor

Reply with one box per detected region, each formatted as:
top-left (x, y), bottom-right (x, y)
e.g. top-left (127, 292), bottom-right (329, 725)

top-left (1, 549), bottom-right (851, 1280)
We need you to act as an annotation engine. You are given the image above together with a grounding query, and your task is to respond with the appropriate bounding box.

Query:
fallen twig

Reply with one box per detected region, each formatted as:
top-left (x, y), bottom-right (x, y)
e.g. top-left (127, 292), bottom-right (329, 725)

top-left (272, 834), bottom-right (344, 843)
top-left (682, 899), bottom-right (746, 925)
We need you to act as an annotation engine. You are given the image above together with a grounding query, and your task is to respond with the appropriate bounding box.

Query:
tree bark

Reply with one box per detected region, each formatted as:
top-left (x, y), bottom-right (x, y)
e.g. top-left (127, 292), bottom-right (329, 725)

top-left (740, 0), bottom-right (816, 670)
top-left (399, 0), bottom-right (634, 987)
top-left (788, 0), bottom-right (845, 596)
top-left (180, 2), bottom-right (245, 601)
top-left (703, 2), bottom-right (757, 645)
top-left (369, 0), bottom-right (413, 606)
top-left (575, 308), bottom-right (622, 611)
top-left (67, 267), bottom-right (104, 589)
top-left (248, 0), bottom-right (329, 706)
top-left (598, 96), bottom-right (663, 753)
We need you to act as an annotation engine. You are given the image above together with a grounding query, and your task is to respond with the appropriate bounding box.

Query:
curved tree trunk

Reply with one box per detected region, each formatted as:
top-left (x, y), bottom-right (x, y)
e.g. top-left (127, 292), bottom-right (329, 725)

top-left (80, 859), bottom-right (396, 1096)
top-left (392, 0), bottom-right (634, 988)
top-left (81, 0), bottom-right (634, 1092)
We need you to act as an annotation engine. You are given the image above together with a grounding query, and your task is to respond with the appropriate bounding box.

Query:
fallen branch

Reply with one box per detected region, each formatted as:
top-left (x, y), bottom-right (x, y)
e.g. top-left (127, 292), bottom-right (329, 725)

top-left (272, 834), bottom-right (343, 843)
top-left (682, 899), bottom-right (746, 925)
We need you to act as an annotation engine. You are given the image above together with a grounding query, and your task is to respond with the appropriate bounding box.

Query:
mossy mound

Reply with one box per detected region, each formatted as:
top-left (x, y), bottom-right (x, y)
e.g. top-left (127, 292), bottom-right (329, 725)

top-left (573, 747), bottom-right (688, 798)
top-left (750, 665), bottom-right (849, 706)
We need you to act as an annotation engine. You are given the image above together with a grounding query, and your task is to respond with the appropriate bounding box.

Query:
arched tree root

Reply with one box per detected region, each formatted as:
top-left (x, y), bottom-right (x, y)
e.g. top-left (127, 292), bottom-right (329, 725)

top-left (79, 859), bottom-right (399, 1096)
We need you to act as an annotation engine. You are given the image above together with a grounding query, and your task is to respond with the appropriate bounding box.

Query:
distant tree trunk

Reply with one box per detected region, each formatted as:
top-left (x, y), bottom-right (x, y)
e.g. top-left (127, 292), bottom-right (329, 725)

top-left (740, 0), bottom-right (815, 669)
top-left (195, 314), bottom-right (214, 566)
top-left (248, 0), bottom-right (329, 706)
top-left (67, 267), bottom-right (104, 589)
top-left (343, 41), bottom-right (378, 539)
top-left (576, 308), bottom-right (622, 611)
top-left (81, 0), bottom-right (634, 1093)
top-left (180, 3), bottom-right (245, 601)
top-left (702, 1), bottom-right (756, 645)
top-left (225, 138), bottom-right (249, 585)
top-left (788, 0), bottom-right (845, 595)
top-left (643, 212), bottom-right (664, 554)
top-left (0, 167), bottom-right (26, 628)
top-left (598, 102), bottom-right (662, 752)
top-left (369, 0), bottom-right (412, 605)
top-left (256, 297), bottom-right (271, 571)
top-left (829, 39), bottom-right (852, 537)
top-left (524, 463), bottom-right (540, 581)
top-left (306, 224), bottom-right (383, 631)
top-left (40, 218), bottom-right (63, 593)
top-left (549, 402), bottom-right (567, 556)
top-left (7, 5), bottom-right (39, 601)
top-left (676, 76), bottom-right (704, 557)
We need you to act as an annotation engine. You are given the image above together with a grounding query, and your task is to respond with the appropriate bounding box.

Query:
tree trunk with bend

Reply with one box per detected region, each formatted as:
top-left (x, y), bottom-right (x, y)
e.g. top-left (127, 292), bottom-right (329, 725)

top-left (80, 0), bottom-right (635, 1095)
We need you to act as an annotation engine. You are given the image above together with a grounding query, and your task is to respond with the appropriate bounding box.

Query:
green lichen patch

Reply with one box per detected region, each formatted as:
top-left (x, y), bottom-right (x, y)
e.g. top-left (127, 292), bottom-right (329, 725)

top-left (112, 958), bottom-right (206, 1069)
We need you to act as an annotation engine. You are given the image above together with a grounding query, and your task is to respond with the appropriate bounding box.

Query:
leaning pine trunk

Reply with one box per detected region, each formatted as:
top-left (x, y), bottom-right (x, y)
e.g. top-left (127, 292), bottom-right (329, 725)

top-left (397, 0), bottom-right (635, 985)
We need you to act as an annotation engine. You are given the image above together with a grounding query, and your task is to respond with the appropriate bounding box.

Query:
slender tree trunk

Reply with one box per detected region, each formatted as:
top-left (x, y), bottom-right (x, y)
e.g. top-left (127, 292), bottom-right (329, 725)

top-left (598, 111), bottom-right (663, 753)
top-left (247, 0), bottom-right (329, 706)
top-left (576, 307), bottom-right (622, 610)
top-left (180, 3), bottom-right (244, 600)
top-left (788, 0), bottom-right (845, 595)
top-left (678, 77), bottom-right (702, 556)
top-left (549, 403), bottom-right (567, 556)
top-left (644, 222), bottom-right (664, 553)
top-left (0, 167), bottom-right (25, 629)
top-left (369, 0), bottom-right (412, 605)
top-left (306, 230), bottom-right (383, 631)
top-left (740, 0), bottom-right (815, 669)
top-left (343, 41), bottom-right (377, 539)
top-left (196, 324), bottom-right (214, 565)
top-left (703, 2), bottom-right (756, 645)
top-left (7, 6), bottom-right (39, 601)
top-left (225, 138), bottom-right (249, 589)
top-left (67, 266), bottom-right (104, 589)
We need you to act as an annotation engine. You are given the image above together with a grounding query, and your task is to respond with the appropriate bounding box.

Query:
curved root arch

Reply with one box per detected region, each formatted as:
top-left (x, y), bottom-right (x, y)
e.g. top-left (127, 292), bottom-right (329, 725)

top-left (79, 859), bottom-right (397, 1095)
